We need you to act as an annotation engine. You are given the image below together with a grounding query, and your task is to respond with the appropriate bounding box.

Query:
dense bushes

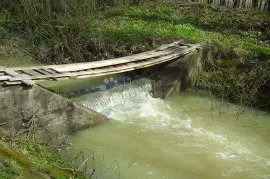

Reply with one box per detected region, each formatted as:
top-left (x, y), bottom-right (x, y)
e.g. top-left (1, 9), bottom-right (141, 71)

top-left (0, 0), bottom-right (156, 64)
top-left (197, 46), bottom-right (270, 110)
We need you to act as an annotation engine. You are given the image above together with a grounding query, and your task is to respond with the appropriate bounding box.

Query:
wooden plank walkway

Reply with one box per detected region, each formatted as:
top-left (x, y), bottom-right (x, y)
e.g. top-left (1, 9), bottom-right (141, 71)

top-left (0, 41), bottom-right (202, 86)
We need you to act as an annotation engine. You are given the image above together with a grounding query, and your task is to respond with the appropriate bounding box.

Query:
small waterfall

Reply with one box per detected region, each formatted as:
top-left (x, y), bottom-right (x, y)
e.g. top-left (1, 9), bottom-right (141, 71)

top-left (69, 78), bottom-right (270, 179)
top-left (77, 80), bottom-right (194, 132)
top-left (80, 82), bottom-right (153, 115)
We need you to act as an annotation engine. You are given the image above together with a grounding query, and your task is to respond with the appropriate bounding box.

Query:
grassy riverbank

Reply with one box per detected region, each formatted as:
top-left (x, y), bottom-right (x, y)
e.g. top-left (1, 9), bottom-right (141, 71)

top-left (88, 3), bottom-right (270, 58)
top-left (0, 39), bottom-right (42, 67)
top-left (1, 1), bottom-right (269, 109)
top-left (1, 1), bottom-right (269, 63)
top-left (0, 139), bottom-right (87, 179)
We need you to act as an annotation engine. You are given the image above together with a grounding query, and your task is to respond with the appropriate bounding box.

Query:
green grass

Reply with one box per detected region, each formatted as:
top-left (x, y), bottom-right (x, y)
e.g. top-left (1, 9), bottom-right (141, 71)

top-left (0, 139), bottom-right (86, 179)
top-left (84, 2), bottom-right (270, 58)
top-left (0, 39), bottom-right (42, 67)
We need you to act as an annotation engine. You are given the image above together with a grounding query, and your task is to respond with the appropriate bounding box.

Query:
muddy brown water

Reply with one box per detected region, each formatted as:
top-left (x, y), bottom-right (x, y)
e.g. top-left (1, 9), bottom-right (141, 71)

top-left (63, 83), bottom-right (270, 179)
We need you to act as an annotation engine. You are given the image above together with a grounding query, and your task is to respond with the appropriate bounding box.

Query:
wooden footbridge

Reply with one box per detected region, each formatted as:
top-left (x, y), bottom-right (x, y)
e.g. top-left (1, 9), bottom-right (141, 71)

top-left (0, 42), bottom-right (202, 86)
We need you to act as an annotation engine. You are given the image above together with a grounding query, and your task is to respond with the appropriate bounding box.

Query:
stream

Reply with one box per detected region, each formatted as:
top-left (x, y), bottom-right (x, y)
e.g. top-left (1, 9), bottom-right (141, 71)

top-left (64, 81), bottom-right (270, 179)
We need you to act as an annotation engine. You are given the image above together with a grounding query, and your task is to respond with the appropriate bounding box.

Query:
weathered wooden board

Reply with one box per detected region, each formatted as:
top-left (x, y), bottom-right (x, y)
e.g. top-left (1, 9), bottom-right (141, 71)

top-left (5, 70), bottom-right (22, 77)
top-left (4, 81), bottom-right (22, 85)
top-left (5, 42), bottom-right (189, 72)
top-left (58, 46), bottom-right (189, 73)
top-left (8, 45), bottom-right (197, 82)
top-left (77, 48), bottom-right (192, 78)
top-left (51, 49), bottom-right (178, 73)
top-left (22, 70), bottom-right (42, 76)
top-left (35, 69), bottom-right (52, 75)
top-left (42, 68), bottom-right (58, 74)
top-left (0, 76), bottom-right (11, 81)
top-left (22, 80), bottom-right (35, 86)
top-left (3, 49), bottom-right (163, 71)
top-left (5, 70), bottom-right (35, 86)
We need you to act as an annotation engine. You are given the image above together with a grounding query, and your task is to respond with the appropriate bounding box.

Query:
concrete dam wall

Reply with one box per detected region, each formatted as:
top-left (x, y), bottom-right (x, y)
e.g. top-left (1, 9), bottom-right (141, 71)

top-left (0, 85), bottom-right (108, 144)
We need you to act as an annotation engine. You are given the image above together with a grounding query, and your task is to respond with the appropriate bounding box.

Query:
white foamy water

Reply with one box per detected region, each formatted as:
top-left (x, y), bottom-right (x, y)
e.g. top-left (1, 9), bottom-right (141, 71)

top-left (65, 83), bottom-right (270, 179)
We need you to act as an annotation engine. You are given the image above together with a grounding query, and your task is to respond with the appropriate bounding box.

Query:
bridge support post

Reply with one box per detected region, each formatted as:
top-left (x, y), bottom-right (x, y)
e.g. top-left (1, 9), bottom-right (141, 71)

top-left (145, 48), bottom-right (204, 98)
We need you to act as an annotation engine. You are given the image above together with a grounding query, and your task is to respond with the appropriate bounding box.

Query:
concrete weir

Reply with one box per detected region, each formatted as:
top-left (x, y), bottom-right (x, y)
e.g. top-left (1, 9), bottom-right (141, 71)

top-left (143, 48), bottom-right (204, 98)
top-left (0, 85), bottom-right (108, 144)
top-left (0, 42), bottom-right (206, 144)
